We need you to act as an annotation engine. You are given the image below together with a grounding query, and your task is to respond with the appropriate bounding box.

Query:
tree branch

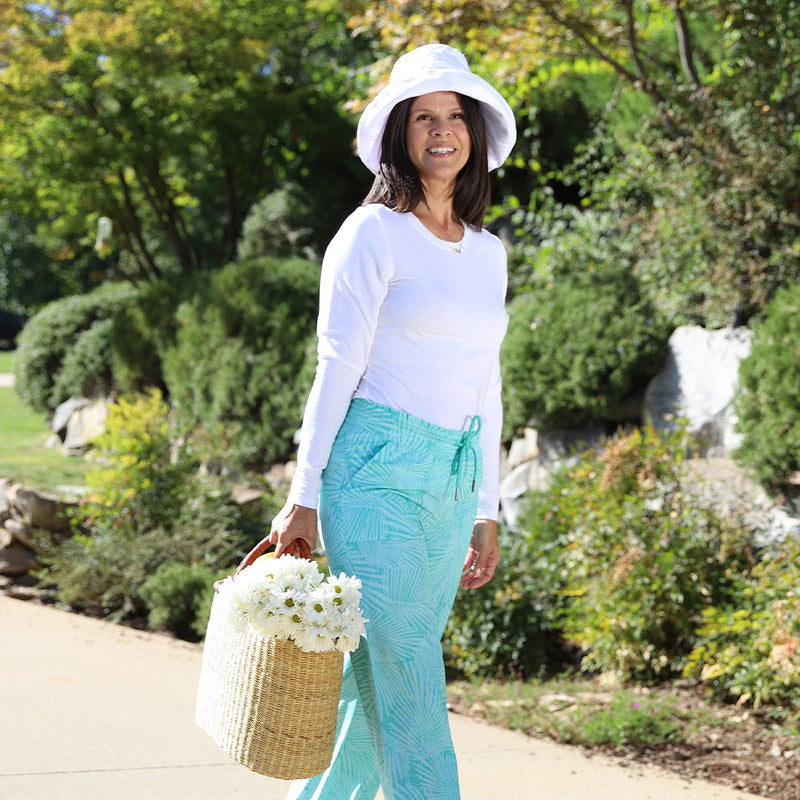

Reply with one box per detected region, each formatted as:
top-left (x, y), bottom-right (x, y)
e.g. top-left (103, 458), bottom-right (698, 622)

top-left (115, 170), bottom-right (163, 280)
top-left (536, 1), bottom-right (679, 135)
top-left (671, 0), bottom-right (701, 87)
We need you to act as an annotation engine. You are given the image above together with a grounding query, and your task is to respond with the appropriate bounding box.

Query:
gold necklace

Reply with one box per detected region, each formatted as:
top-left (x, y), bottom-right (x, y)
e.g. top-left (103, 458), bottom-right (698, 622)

top-left (414, 210), bottom-right (464, 253)
top-left (429, 220), bottom-right (464, 253)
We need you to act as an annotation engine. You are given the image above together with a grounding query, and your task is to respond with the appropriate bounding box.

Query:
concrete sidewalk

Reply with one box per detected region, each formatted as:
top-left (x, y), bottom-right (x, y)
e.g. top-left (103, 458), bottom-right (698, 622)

top-left (0, 595), bottom-right (759, 800)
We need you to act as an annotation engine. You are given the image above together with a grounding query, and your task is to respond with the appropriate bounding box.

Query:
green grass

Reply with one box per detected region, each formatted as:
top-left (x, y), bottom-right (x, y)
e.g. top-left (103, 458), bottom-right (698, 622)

top-left (447, 678), bottom-right (692, 747)
top-left (0, 382), bottom-right (90, 494)
top-left (0, 350), bottom-right (14, 373)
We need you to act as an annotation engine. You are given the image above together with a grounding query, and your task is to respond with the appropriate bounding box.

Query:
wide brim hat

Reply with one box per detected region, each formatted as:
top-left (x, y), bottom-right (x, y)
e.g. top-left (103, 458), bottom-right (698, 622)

top-left (356, 43), bottom-right (517, 175)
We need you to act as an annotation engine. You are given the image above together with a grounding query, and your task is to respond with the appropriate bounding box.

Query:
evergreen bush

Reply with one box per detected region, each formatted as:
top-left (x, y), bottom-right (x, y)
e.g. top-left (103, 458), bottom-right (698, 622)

top-left (502, 267), bottom-right (669, 437)
top-left (734, 284), bottom-right (800, 492)
top-left (237, 183), bottom-right (315, 261)
top-left (51, 317), bottom-right (116, 401)
top-left (139, 561), bottom-right (224, 640)
top-left (443, 491), bottom-right (576, 679)
top-left (162, 256), bottom-right (319, 470)
top-left (13, 282), bottom-right (138, 412)
top-left (107, 276), bottom-right (193, 394)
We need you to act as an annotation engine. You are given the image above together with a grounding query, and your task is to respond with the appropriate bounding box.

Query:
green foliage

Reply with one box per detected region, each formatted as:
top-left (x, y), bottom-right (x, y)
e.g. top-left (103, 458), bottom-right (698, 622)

top-left (501, 228), bottom-right (670, 435)
top-left (105, 276), bottom-right (184, 395)
top-left (447, 679), bottom-right (691, 749)
top-left (0, 1), bottom-right (368, 278)
top-left (556, 426), bottom-right (755, 682)
top-left (13, 283), bottom-right (138, 412)
top-left (477, 425), bottom-right (755, 684)
top-left (0, 213), bottom-right (114, 316)
top-left (139, 561), bottom-right (225, 640)
top-left (444, 515), bottom-right (572, 679)
top-left (37, 390), bottom-right (276, 619)
top-left (584, 97), bottom-right (800, 328)
top-left (571, 694), bottom-right (682, 747)
top-left (734, 285), bottom-right (800, 491)
top-left (237, 184), bottom-right (315, 261)
top-left (52, 317), bottom-right (116, 402)
top-left (684, 539), bottom-right (800, 710)
top-left (448, 424), bottom-right (755, 683)
top-left (162, 256), bottom-right (319, 470)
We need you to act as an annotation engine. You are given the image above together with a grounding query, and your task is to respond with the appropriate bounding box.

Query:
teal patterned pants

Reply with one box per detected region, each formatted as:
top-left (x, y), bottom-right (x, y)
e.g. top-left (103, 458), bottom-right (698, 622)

top-left (287, 399), bottom-right (482, 800)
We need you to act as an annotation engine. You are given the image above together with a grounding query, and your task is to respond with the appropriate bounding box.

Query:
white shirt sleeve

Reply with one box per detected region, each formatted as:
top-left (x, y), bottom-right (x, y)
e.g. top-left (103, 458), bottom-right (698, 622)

top-left (287, 211), bottom-right (392, 509)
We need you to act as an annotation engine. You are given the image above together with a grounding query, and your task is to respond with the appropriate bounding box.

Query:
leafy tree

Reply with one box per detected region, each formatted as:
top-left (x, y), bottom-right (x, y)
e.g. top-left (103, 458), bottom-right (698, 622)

top-left (346, 0), bottom-right (713, 122)
top-left (0, 213), bottom-right (114, 316)
top-left (0, 0), bottom-right (368, 280)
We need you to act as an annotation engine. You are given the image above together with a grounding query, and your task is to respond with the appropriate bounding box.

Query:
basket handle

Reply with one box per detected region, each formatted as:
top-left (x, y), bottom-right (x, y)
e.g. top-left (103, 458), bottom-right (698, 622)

top-left (221, 538), bottom-right (313, 590)
top-left (282, 537), bottom-right (312, 561)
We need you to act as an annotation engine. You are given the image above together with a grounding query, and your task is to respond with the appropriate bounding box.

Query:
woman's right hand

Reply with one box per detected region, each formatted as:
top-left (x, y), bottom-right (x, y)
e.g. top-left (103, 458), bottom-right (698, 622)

top-left (234, 502), bottom-right (318, 575)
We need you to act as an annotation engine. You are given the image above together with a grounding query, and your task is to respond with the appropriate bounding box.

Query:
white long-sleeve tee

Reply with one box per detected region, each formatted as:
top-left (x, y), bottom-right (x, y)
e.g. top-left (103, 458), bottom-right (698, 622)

top-left (287, 203), bottom-right (509, 520)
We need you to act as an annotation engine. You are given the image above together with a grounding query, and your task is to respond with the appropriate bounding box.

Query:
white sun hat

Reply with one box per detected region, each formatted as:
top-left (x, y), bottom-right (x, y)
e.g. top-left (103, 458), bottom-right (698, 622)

top-left (356, 43), bottom-right (517, 175)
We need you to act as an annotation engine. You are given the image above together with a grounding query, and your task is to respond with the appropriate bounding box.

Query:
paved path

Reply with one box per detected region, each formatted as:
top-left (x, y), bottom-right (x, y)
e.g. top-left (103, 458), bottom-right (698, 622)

top-left (0, 372), bottom-right (13, 388)
top-left (0, 595), bottom-right (760, 800)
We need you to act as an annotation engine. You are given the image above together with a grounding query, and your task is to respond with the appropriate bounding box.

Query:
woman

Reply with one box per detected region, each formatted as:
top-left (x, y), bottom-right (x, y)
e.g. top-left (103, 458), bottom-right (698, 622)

top-left (238, 43), bottom-right (516, 800)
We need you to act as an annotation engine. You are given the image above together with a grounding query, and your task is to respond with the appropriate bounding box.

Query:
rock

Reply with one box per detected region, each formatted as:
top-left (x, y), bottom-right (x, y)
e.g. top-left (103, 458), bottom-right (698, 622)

top-left (2, 584), bottom-right (50, 602)
top-left (643, 325), bottom-right (753, 456)
top-left (0, 489), bottom-right (9, 526)
top-left (499, 426), bottom-right (604, 530)
top-left (63, 399), bottom-right (109, 452)
top-left (4, 517), bottom-right (35, 549)
top-left (50, 397), bottom-right (90, 439)
top-left (507, 428), bottom-right (539, 470)
top-left (44, 434), bottom-right (63, 449)
top-left (13, 486), bottom-right (72, 533)
top-left (682, 457), bottom-right (799, 547)
top-left (231, 485), bottom-right (264, 507)
top-left (0, 526), bottom-right (12, 549)
top-left (0, 541), bottom-right (37, 576)
top-left (265, 461), bottom-right (296, 493)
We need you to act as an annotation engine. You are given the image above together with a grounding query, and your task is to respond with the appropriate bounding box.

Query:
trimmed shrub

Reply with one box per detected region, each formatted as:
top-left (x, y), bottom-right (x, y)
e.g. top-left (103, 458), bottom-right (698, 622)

top-left (140, 561), bottom-right (224, 640)
top-left (162, 256), bottom-right (319, 470)
top-left (502, 268), bottom-right (669, 437)
top-left (237, 183), bottom-right (315, 261)
top-left (13, 282), bottom-right (138, 412)
top-left (107, 276), bottom-right (192, 395)
top-left (735, 284), bottom-right (800, 492)
top-left (52, 317), bottom-right (116, 401)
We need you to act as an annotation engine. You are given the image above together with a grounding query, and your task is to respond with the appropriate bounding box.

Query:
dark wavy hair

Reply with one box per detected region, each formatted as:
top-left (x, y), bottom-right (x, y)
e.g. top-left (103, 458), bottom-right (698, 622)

top-left (362, 93), bottom-right (491, 229)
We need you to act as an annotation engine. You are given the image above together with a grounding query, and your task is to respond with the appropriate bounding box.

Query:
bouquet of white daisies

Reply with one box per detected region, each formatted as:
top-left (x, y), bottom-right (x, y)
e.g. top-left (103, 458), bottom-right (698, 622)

top-left (215, 553), bottom-right (366, 653)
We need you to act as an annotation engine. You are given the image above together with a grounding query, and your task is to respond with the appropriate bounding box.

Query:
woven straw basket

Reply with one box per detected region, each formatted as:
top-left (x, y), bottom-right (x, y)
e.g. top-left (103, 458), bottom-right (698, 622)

top-left (195, 554), bottom-right (344, 779)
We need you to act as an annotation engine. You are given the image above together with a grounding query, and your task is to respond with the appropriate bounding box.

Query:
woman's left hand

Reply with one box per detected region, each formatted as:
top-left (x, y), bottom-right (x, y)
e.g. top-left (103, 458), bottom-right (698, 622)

top-left (460, 519), bottom-right (500, 588)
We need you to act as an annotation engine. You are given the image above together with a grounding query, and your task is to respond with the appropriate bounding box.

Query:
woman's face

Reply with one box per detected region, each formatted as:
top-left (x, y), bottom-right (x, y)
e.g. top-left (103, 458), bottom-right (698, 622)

top-left (405, 91), bottom-right (471, 187)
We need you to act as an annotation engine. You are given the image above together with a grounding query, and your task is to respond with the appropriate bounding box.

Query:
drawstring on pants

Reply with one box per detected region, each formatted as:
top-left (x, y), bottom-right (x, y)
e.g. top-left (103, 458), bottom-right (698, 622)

top-left (453, 415), bottom-right (481, 500)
